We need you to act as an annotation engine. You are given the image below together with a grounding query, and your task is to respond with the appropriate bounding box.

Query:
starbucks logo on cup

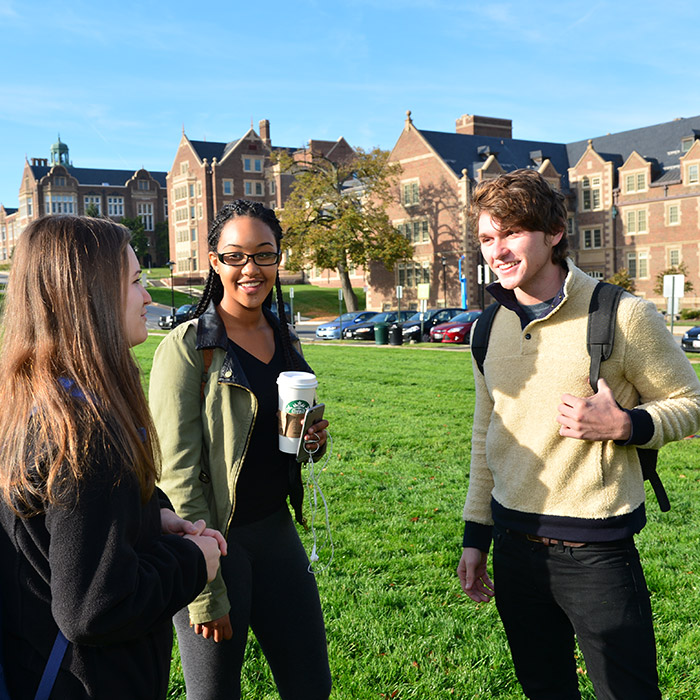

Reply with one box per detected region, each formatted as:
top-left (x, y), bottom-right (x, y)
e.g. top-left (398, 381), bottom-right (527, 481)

top-left (285, 399), bottom-right (311, 414)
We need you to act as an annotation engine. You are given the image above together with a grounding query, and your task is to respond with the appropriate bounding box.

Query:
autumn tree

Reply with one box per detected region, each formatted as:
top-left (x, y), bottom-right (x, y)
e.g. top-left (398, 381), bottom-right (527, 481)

top-left (653, 262), bottom-right (694, 296)
top-left (605, 268), bottom-right (636, 293)
top-left (276, 147), bottom-right (413, 311)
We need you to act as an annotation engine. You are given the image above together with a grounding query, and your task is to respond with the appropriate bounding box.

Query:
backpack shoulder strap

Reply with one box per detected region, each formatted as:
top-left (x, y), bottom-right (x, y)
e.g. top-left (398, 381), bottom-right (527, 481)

top-left (587, 282), bottom-right (670, 512)
top-left (471, 302), bottom-right (501, 375)
top-left (587, 282), bottom-right (624, 391)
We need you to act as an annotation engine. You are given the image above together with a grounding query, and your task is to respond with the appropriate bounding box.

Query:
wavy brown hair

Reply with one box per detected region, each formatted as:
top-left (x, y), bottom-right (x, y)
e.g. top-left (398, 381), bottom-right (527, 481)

top-left (469, 169), bottom-right (569, 266)
top-left (0, 215), bottom-right (159, 514)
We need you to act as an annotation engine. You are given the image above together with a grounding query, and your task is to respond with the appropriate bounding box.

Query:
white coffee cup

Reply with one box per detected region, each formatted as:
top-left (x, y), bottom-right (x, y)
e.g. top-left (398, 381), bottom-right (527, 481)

top-left (277, 371), bottom-right (318, 453)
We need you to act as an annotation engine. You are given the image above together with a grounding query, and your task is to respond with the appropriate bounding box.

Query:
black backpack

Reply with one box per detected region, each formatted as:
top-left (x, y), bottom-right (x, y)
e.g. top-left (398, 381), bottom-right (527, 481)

top-left (470, 281), bottom-right (670, 511)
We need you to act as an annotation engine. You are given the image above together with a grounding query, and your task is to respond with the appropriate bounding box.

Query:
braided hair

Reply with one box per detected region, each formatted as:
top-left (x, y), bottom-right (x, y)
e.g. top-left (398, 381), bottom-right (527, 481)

top-left (193, 200), bottom-right (300, 370)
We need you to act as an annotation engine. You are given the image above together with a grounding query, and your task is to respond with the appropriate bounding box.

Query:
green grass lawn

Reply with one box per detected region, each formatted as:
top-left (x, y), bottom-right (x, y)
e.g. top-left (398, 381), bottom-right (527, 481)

top-left (144, 282), bottom-right (365, 319)
top-left (281, 285), bottom-right (367, 319)
top-left (146, 287), bottom-right (198, 309)
top-left (136, 341), bottom-right (700, 699)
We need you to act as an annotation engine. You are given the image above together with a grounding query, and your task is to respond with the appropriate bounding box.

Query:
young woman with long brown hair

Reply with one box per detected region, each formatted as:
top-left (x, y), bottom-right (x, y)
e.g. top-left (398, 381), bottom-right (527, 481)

top-left (149, 200), bottom-right (332, 700)
top-left (0, 215), bottom-right (224, 700)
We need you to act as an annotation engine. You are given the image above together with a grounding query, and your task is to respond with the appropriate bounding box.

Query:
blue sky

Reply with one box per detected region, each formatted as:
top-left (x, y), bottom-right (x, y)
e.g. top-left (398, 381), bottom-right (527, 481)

top-left (2, 0), bottom-right (699, 206)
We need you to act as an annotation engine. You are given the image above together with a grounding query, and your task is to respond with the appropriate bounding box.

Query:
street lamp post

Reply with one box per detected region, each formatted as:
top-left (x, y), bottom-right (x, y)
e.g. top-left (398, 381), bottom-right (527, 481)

top-left (166, 260), bottom-right (175, 315)
top-left (440, 256), bottom-right (447, 308)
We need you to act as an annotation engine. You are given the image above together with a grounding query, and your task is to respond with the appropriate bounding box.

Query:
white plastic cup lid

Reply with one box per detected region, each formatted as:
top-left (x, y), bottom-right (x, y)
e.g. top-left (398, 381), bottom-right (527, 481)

top-left (277, 371), bottom-right (318, 389)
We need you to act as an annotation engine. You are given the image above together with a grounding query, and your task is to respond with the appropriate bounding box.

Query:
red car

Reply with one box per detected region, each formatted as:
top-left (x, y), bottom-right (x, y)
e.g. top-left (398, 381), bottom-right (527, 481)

top-left (430, 310), bottom-right (482, 344)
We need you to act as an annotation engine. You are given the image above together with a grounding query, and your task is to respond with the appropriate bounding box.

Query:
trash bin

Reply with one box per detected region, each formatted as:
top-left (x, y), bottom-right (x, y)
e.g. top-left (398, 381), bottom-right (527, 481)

top-left (375, 322), bottom-right (389, 345)
top-left (388, 324), bottom-right (403, 346)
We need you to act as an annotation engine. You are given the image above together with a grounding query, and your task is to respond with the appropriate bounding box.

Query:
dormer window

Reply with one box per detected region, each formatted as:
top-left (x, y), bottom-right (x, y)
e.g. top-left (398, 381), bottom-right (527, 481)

top-left (681, 137), bottom-right (694, 154)
top-left (624, 172), bottom-right (646, 193)
top-left (529, 149), bottom-right (543, 165)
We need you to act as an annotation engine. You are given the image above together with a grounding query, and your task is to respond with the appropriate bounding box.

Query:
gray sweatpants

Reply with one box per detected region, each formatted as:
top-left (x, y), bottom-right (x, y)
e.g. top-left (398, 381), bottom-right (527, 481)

top-left (174, 507), bottom-right (332, 700)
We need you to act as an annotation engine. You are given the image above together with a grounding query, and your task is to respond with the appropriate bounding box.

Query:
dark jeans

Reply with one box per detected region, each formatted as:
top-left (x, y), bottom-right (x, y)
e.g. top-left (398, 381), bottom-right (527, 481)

top-left (175, 507), bottom-right (332, 700)
top-left (492, 526), bottom-right (661, 700)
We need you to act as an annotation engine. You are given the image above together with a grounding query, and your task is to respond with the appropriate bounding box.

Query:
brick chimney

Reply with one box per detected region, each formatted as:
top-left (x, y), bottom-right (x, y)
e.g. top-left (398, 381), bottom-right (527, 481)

top-left (456, 114), bottom-right (512, 139)
top-left (259, 119), bottom-right (271, 146)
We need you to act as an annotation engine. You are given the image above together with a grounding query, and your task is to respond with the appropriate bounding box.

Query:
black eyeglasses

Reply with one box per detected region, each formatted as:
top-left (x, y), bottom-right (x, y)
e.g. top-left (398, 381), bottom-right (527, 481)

top-left (216, 251), bottom-right (280, 267)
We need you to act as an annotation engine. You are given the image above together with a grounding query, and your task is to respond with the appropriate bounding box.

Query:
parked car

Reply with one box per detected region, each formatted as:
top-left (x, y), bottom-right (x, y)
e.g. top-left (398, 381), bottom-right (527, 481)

top-left (158, 303), bottom-right (196, 330)
top-left (681, 326), bottom-right (700, 352)
top-left (343, 310), bottom-right (414, 340)
top-left (395, 308), bottom-right (467, 342)
top-left (430, 310), bottom-right (482, 344)
top-left (270, 301), bottom-right (292, 320)
top-left (315, 311), bottom-right (377, 339)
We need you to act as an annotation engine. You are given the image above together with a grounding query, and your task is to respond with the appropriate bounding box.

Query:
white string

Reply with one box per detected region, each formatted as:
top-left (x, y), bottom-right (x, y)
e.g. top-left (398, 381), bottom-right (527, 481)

top-left (305, 432), bottom-right (334, 574)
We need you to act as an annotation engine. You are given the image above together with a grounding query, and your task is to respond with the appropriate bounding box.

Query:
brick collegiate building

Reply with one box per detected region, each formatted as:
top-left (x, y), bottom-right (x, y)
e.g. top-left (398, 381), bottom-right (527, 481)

top-left (367, 111), bottom-right (700, 311)
top-left (0, 136), bottom-right (168, 263)
top-left (167, 120), bottom-right (355, 280)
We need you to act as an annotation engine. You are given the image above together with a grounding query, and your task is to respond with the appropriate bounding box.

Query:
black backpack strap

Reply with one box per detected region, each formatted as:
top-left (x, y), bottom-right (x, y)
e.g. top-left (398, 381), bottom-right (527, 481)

top-left (471, 302), bottom-right (500, 375)
top-left (587, 282), bottom-right (669, 512)
top-left (637, 448), bottom-right (670, 512)
top-left (587, 282), bottom-right (624, 391)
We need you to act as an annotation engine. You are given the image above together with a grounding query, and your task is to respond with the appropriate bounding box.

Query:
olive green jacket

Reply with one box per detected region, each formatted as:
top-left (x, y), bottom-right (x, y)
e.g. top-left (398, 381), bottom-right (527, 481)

top-left (149, 303), bottom-right (314, 623)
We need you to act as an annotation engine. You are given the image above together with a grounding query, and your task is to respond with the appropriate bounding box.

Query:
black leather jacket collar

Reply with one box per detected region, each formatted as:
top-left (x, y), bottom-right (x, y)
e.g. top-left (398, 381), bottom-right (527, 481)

top-left (194, 301), bottom-right (310, 388)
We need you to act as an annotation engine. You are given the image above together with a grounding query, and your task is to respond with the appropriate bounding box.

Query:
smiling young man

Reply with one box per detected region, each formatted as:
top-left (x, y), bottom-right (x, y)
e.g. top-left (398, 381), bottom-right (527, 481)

top-left (456, 169), bottom-right (700, 699)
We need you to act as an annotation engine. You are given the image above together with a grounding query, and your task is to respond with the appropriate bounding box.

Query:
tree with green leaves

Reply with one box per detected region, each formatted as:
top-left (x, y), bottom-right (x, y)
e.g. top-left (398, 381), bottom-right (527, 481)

top-left (653, 262), bottom-right (694, 296)
top-left (154, 220), bottom-right (170, 266)
top-left (276, 147), bottom-right (413, 312)
top-left (120, 216), bottom-right (150, 263)
top-left (85, 202), bottom-right (101, 218)
top-left (605, 268), bottom-right (636, 293)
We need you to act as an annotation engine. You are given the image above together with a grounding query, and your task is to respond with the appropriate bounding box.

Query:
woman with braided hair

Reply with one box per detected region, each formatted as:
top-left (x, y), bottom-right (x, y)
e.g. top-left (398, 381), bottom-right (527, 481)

top-left (149, 200), bottom-right (332, 700)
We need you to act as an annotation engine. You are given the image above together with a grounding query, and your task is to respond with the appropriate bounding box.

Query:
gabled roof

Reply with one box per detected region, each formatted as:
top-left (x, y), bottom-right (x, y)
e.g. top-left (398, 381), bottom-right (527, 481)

top-left (566, 115), bottom-right (700, 180)
top-left (1, 206), bottom-right (18, 215)
top-left (188, 140), bottom-right (229, 163)
top-left (28, 165), bottom-right (167, 188)
top-left (418, 129), bottom-right (571, 189)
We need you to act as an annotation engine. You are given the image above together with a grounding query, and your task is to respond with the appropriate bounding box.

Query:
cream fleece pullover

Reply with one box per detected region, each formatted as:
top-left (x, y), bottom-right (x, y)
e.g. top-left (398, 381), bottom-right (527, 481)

top-left (463, 263), bottom-right (700, 545)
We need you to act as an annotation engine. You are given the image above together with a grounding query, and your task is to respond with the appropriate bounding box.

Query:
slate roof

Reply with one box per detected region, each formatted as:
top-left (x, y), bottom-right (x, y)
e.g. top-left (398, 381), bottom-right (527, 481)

top-left (2, 207), bottom-right (18, 215)
top-left (28, 165), bottom-right (167, 188)
top-left (188, 136), bottom-right (248, 163)
top-left (415, 115), bottom-right (700, 192)
top-left (419, 130), bottom-right (572, 190)
top-left (566, 115), bottom-right (700, 180)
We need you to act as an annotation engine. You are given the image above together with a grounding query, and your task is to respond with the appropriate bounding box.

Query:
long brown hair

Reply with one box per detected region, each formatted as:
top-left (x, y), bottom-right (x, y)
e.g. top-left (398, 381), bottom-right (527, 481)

top-left (0, 215), bottom-right (159, 514)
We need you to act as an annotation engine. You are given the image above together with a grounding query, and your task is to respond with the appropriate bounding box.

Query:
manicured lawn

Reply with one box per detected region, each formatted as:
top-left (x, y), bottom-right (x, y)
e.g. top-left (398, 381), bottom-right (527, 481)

top-left (144, 282), bottom-right (366, 320)
top-left (136, 341), bottom-right (700, 699)
top-left (146, 287), bottom-right (197, 309)
top-left (280, 285), bottom-right (367, 319)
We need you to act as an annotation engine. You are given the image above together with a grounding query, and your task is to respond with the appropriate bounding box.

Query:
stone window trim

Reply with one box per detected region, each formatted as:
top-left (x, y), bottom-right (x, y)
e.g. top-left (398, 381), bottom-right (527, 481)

top-left (580, 175), bottom-right (602, 211)
top-left (401, 179), bottom-right (420, 207)
top-left (243, 157), bottom-right (264, 173)
top-left (624, 207), bottom-right (648, 235)
top-left (623, 170), bottom-right (647, 194)
top-left (582, 228), bottom-right (602, 249)
top-left (244, 180), bottom-right (265, 197)
top-left (626, 250), bottom-right (649, 279)
top-left (666, 202), bottom-right (681, 226)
